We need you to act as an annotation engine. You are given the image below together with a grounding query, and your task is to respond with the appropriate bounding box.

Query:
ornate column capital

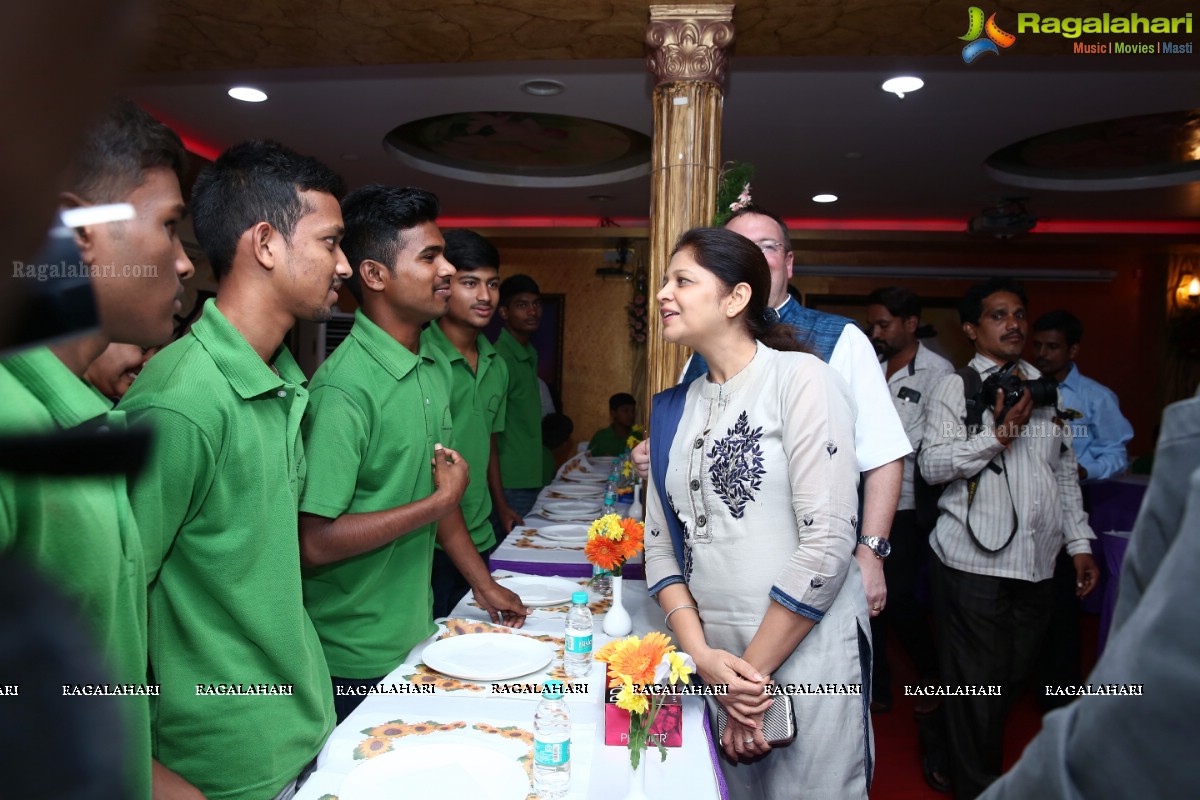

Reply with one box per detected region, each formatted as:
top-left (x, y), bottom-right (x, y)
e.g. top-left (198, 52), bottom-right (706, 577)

top-left (645, 5), bottom-right (735, 87)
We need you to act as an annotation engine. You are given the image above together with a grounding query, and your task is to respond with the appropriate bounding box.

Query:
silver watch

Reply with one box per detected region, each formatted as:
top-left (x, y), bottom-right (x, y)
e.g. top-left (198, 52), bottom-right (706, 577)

top-left (857, 535), bottom-right (892, 559)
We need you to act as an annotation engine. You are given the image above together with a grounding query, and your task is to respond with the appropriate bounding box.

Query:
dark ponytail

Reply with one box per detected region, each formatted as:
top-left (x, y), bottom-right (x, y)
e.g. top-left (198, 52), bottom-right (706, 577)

top-left (671, 227), bottom-right (808, 354)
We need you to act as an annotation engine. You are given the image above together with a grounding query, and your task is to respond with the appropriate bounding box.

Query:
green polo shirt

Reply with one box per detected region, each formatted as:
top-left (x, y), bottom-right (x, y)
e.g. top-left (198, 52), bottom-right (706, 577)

top-left (0, 348), bottom-right (151, 800)
top-left (421, 322), bottom-right (507, 552)
top-left (588, 425), bottom-right (629, 457)
top-left (494, 328), bottom-right (543, 489)
top-left (120, 300), bottom-right (333, 800)
top-left (300, 311), bottom-right (454, 678)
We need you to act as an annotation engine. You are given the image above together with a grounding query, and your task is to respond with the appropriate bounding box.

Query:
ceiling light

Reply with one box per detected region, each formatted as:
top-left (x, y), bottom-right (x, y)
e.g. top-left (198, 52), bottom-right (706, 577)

top-left (812, 194), bottom-right (838, 203)
top-left (228, 86), bottom-right (268, 103)
top-left (519, 79), bottom-right (565, 97)
top-left (881, 76), bottom-right (924, 99)
top-left (588, 194), bottom-right (614, 202)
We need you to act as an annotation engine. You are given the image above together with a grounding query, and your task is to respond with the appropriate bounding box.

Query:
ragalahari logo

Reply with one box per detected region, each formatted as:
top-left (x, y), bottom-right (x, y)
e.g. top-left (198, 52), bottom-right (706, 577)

top-left (960, 7), bottom-right (1017, 62)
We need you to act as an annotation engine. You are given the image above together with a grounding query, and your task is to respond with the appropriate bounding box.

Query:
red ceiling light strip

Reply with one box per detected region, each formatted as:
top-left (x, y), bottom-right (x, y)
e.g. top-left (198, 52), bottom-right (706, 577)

top-left (440, 216), bottom-right (1200, 234)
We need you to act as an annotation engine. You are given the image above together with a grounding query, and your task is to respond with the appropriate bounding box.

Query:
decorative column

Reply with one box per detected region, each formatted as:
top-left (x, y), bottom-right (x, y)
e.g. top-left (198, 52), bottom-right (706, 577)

top-left (643, 5), bottom-right (734, 402)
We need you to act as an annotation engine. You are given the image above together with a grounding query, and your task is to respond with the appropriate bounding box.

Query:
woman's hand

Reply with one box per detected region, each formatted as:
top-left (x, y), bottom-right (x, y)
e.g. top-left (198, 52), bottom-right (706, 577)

top-left (722, 713), bottom-right (771, 762)
top-left (694, 647), bottom-right (773, 725)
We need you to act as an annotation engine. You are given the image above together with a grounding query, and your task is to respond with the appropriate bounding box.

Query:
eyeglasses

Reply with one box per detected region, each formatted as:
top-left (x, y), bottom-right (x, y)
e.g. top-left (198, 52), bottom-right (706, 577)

top-left (757, 240), bottom-right (786, 255)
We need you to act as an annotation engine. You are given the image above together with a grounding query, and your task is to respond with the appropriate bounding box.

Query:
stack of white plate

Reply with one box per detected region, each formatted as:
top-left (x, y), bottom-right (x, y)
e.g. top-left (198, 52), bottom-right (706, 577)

top-left (535, 523), bottom-right (590, 544)
top-left (546, 482), bottom-right (605, 499)
top-left (540, 498), bottom-right (603, 521)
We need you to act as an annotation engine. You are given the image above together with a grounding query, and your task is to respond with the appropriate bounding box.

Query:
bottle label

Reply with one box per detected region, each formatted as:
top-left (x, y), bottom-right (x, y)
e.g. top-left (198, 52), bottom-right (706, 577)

top-left (565, 632), bottom-right (592, 654)
top-left (535, 738), bottom-right (570, 767)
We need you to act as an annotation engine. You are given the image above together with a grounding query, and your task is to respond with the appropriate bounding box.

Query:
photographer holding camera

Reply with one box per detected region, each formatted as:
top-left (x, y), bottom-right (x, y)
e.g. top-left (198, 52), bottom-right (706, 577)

top-left (917, 278), bottom-right (1099, 799)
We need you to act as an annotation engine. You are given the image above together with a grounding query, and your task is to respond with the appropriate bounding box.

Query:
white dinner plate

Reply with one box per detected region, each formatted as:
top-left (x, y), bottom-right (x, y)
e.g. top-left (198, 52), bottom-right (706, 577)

top-left (495, 575), bottom-right (583, 606)
top-left (338, 738), bottom-right (530, 800)
top-left (546, 483), bottom-right (605, 499)
top-left (535, 523), bottom-right (590, 543)
top-left (542, 499), bottom-right (603, 516)
top-left (585, 455), bottom-right (619, 469)
top-left (562, 470), bottom-right (609, 484)
top-left (421, 632), bottom-right (554, 681)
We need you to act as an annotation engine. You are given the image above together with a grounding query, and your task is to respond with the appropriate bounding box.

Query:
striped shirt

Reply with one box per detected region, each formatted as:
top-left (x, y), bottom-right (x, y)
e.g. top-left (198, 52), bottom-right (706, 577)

top-left (883, 342), bottom-right (954, 510)
top-left (917, 355), bottom-right (1094, 582)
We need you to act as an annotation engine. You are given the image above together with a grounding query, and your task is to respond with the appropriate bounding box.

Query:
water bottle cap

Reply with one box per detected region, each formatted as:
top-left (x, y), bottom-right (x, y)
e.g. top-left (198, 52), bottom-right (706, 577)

top-left (572, 591), bottom-right (588, 604)
top-left (542, 680), bottom-right (565, 699)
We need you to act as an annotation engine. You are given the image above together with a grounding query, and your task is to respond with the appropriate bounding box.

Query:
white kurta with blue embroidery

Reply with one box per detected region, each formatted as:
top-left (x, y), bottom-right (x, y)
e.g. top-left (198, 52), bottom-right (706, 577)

top-left (645, 343), bottom-right (873, 799)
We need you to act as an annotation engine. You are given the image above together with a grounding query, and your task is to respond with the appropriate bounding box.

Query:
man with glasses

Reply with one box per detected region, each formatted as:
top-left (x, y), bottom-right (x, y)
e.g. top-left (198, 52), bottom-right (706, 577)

top-left (673, 205), bottom-right (911, 629)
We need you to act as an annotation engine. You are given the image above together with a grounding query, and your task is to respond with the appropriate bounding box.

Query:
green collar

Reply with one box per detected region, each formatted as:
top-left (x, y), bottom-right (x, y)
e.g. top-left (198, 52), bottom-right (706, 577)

top-left (190, 299), bottom-right (306, 400)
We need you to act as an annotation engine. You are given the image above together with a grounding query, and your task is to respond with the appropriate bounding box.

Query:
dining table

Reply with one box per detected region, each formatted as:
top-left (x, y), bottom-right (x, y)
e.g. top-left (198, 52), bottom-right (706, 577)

top-left (490, 452), bottom-right (644, 581)
top-left (293, 456), bottom-right (725, 800)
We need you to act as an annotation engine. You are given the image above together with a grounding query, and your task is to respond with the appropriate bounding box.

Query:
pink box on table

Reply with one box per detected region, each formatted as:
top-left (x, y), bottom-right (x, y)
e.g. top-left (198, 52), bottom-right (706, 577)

top-left (602, 666), bottom-right (683, 747)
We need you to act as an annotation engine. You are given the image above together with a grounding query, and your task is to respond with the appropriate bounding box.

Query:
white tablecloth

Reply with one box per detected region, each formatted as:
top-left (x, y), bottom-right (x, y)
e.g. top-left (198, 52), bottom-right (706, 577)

top-left (293, 574), bottom-right (722, 800)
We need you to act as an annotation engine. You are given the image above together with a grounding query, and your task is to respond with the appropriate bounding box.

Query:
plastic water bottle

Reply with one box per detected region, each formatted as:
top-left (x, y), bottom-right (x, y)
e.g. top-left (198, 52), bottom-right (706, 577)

top-left (603, 465), bottom-right (619, 508)
top-left (533, 681), bottom-right (571, 799)
top-left (564, 591), bottom-right (593, 680)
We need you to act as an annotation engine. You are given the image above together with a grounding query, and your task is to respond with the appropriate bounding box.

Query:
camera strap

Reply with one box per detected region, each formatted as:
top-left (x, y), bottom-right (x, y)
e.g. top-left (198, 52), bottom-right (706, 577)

top-left (964, 452), bottom-right (1019, 553)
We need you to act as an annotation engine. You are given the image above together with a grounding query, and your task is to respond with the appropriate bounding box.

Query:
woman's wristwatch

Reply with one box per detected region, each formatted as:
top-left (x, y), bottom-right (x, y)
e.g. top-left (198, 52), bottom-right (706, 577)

top-left (856, 535), bottom-right (892, 559)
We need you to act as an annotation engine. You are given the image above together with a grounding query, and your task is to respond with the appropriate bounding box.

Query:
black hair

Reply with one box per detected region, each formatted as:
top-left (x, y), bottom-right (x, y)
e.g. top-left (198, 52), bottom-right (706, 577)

top-left (190, 140), bottom-right (345, 279)
top-left (339, 185), bottom-right (440, 302)
top-left (542, 412), bottom-right (574, 450)
top-left (1033, 309), bottom-right (1083, 346)
top-left (68, 98), bottom-right (187, 204)
top-left (499, 274), bottom-right (541, 307)
top-left (608, 392), bottom-right (636, 411)
top-left (671, 227), bottom-right (806, 354)
top-left (867, 286), bottom-right (921, 320)
top-left (726, 203), bottom-right (792, 253)
top-left (443, 229), bottom-right (499, 272)
top-left (959, 277), bottom-right (1028, 326)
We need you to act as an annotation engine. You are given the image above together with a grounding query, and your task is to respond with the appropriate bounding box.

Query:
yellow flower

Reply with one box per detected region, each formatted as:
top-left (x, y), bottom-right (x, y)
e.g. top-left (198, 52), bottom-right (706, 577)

top-left (626, 435), bottom-right (639, 449)
top-left (666, 652), bottom-right (694, 685)
top-left (615, 678), bottom-right (649, 715)
top-left (622, 461), bottom-right (633, 478)
top-left (587, 513), bottom-right (624, 542)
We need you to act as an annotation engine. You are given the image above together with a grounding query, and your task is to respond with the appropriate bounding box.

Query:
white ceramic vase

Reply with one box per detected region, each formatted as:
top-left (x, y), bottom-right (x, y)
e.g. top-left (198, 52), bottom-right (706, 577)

top-left (603, 574), bottom-right (633, 636)
top-left (622, 750), bottom-right (650, 800)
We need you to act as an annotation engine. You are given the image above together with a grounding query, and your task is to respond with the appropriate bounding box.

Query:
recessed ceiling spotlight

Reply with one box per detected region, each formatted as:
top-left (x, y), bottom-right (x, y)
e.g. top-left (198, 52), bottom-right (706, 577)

top-left (881, 76), bottom-right (924, 99)
top-left (812, 194), bottom-right (838, 203)
top-left (520, 79), bottom-right (565, 97)
top-left (228, 86), bottom-right (268, 103)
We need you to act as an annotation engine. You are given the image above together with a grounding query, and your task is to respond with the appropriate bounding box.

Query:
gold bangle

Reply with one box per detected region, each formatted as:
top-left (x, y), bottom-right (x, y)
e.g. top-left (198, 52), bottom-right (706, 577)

top-left (664, 604), bottom-right (700, 631)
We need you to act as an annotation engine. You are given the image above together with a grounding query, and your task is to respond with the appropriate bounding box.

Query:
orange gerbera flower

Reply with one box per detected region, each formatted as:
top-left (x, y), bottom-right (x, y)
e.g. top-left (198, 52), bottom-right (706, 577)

top-left (600, 631), bottom-right (675, 686)
top-left (585, 534), bottom-right (625, 572)
top-left (619, 518), bottom-right (645, 553)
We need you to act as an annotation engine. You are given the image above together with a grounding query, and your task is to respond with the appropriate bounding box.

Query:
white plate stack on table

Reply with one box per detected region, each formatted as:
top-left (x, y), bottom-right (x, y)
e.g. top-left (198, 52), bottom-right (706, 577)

top-left (540, 499), bottom-right (605, 523)
top-left (544, 483), bottom-right (605, 500)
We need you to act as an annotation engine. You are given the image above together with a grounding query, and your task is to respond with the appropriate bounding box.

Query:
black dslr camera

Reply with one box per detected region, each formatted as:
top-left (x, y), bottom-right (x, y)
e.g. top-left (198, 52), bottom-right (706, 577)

top-left (980, 361), bottom-right (1058, 425)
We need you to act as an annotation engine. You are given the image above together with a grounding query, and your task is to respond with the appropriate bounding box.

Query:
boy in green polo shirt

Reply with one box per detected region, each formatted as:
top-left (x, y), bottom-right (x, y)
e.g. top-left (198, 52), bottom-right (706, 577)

top-left (494, 274), bottom-right (546, 531)
top-left (588, 392), bottom-right (638, 457)
top-left (298, 185), bottom-right (528, 722)
top-left (422, 228), bottom-right (523, 617)
top-left (122, 140), bottom-right (350, 800)
top-left (0, 99), bottom-right (195, 800)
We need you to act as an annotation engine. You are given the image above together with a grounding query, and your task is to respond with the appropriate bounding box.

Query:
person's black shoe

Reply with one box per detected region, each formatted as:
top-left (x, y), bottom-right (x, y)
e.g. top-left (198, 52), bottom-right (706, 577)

top-left (916, 709), bottom-right (952, 793)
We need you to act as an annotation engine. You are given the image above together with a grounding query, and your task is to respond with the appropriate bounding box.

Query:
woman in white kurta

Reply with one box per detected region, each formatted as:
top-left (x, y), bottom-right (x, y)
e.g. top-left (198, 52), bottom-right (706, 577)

top-left (645, 228), bottom-right (872, 799)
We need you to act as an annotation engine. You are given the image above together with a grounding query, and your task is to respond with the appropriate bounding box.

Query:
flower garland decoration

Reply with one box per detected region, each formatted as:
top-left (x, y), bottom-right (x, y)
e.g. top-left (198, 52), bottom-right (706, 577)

top-left (713, 161), bottom-right (756, 226)
top-left (585, 513), bottom-right (644, 576)
top-left (627, 268), bottom-right (648, 344)
top-left (595, 632), bottom-right (696, 769)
